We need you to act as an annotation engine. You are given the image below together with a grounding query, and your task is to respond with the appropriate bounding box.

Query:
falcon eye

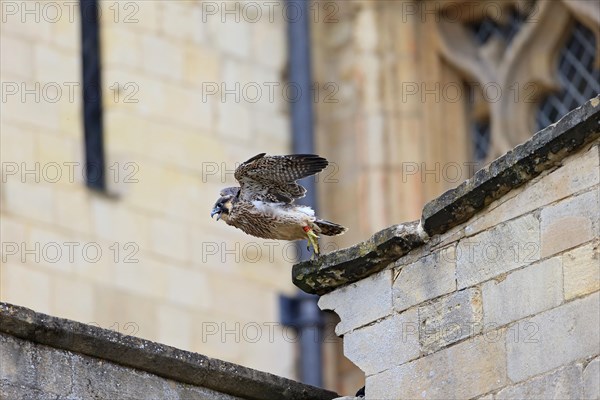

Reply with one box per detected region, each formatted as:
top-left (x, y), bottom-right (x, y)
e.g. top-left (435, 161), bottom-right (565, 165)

top-left (217, 202), bottom-right (223, 207)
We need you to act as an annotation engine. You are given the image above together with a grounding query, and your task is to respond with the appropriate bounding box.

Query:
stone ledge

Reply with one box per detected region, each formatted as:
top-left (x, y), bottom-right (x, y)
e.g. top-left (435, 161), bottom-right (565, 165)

top-left (422, 95), bottom-right (600, 236)
top-left (293, 95), bottom-right (600, 295)
top-left (292, 221), bottom-right (426, 295)
top-left (0, 302), bottom-right (338, 400)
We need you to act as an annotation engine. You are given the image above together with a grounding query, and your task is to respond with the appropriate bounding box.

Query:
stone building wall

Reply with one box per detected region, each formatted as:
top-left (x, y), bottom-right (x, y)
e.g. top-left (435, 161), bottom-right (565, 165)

top-left (294, 98), bottom-right (600, 398)
top-left (311, 0), bottom-right (471, 247)
top-left (344, 144), bottom-right (598, 399)
top-left (0, 303), bottom-right (338, 400)
top-left (2, 0), bottom-right (598, 393)
top-left (1, 0), bottom-right (295, 379)
top-left (310, 0), bottom-right (600, 390)
top-left (311, 3), bottom-right (472, 389)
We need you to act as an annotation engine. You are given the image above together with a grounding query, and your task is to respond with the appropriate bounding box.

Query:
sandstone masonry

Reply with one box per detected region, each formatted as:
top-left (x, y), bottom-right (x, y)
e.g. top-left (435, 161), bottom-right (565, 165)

top-left (294, 97), bottom-right (600, 399)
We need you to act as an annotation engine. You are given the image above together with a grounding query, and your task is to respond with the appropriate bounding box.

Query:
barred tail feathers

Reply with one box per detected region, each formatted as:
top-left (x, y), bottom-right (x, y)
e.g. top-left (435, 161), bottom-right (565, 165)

top-left (314, 219), bottom-right (348, 236)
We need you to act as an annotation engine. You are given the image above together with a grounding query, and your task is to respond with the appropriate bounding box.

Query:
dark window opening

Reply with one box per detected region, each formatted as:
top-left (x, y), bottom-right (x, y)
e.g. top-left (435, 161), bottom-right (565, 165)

top-left (464, 81), bottom-right (491, 164)
top-left (536, 21), bottom-right (600, 130)
top-left (472, 119), bottom-right (491, 163)
top-left (467, 3), bottom-right (534, 46)
top-left (80, 0), bottom-right (106, 191)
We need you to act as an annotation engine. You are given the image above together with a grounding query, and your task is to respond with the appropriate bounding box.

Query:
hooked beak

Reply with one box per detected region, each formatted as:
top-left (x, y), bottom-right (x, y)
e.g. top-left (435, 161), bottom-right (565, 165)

top-left (211, 207), bottom-right (221, 221)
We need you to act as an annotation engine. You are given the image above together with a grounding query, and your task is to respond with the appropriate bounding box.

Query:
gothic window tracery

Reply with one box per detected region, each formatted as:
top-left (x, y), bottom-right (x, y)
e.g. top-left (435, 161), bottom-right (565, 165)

top-left (537, 21), bottom-right (600, 130)
top-left (467, 5), bottom-right (531, 46)
top-left (435, 0), bottom-right (600, 164)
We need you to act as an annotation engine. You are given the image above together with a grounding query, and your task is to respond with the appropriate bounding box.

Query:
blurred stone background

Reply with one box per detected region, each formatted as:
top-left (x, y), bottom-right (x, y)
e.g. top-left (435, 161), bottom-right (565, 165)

top-left (1, 0), bottom-right (598, 394)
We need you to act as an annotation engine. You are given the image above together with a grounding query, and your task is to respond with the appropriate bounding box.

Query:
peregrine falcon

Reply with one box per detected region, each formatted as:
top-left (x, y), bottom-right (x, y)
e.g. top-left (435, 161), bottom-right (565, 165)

top-left (210, 153), bottom-right (347, 256)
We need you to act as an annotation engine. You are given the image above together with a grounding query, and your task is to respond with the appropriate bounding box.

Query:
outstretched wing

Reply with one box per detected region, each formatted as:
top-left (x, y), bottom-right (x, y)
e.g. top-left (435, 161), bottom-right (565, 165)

top-left (234, 153), bottom-right (328, 203)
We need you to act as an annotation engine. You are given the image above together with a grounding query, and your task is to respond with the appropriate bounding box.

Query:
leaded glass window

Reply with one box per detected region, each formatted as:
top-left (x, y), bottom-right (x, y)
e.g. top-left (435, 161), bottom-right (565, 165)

top-left (536, 21), bottom-right (600, 130)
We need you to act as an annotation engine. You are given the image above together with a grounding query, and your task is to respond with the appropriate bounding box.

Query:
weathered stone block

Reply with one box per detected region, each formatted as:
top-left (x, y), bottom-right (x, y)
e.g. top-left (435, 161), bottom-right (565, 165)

top-left (0, 334), bottom-right (36, 387)
top-left (0, 381), bottom-right (57, 400)
top-left (294, 221), bottom-right (425, 295)
top-left (318, 269), bottom-right (392, 335)
top-left (583, 357), bottom-right (600, 400)
top-left (418, 288), bottom-right (483, 353)
top-left (457, 214), bottom-right (540, 289)
top-left (496, 364), bottom-right (582, 399)
top-left (466, 144), bottom-right (600, 236)
top-left (175, 384), bottom-right (245, 400)
top-left (0, 334), bottom-right (73, 397)
top-left (71, 353), bottom-right (176, 399)
top-left (563, 241), bottom-right (600, 300)
top-left (422, 97), bottom-right (600, 236)
top-left (343, 308), bottom-right (419, 376)
top-left (27, 344), bottom-right (74, 397)
top-left (393, 245), bottom-right (456, 312)
top-left (482, 257), bottom-right (563, 328)
top-left (507, 292), bottom-right (600, 382)
top-left (540, 189), bottom-right (600, 258)
top-left (365, 332), bottom-right (507, 399)
top-left (1, 303), bottom-right (337, 400)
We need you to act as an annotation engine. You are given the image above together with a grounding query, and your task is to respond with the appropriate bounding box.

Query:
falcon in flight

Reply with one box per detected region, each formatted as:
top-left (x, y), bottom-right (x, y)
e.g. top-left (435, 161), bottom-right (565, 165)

top-left (210, 153), bottom-right (347, 256)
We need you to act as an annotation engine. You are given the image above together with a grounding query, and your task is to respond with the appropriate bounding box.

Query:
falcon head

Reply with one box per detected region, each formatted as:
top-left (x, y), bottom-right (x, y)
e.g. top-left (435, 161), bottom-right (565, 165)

top-left (211, 195), bottom-right (234, 222)
top-left (211, 187), bottom-right (240, 221)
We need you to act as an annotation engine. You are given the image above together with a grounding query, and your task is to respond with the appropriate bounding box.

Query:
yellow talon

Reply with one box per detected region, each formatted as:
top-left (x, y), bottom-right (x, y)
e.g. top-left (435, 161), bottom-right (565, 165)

top-left (304, 226), bottom-right (320, 259)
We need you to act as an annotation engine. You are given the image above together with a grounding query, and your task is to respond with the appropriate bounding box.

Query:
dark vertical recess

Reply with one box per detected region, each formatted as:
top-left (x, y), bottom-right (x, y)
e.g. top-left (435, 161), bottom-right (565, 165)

top-left (284, 0), bottom-right (324, 388)
top-left (79, 0), bottom-right (106, 191)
